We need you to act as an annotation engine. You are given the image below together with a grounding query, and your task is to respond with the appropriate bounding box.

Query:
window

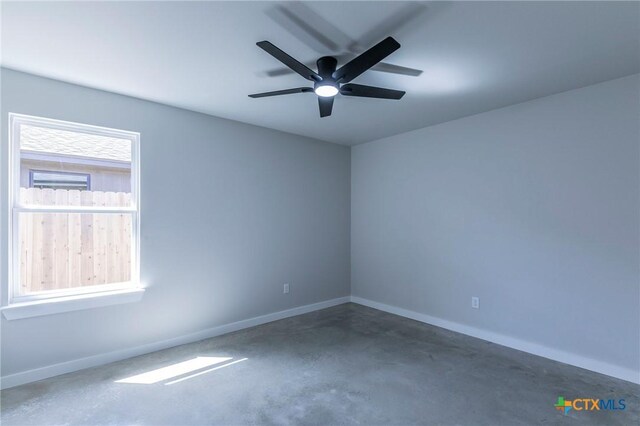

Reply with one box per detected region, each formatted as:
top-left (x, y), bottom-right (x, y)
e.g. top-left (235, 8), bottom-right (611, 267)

top-left (8, 113), bottom-right (140, 305)
top-left (30, 170), bottom-right (91, 190)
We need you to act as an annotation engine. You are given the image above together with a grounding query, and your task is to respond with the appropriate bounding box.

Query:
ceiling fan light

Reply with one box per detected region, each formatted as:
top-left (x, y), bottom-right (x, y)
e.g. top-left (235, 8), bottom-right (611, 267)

top-left (315, 84), bottom-right (339, 97)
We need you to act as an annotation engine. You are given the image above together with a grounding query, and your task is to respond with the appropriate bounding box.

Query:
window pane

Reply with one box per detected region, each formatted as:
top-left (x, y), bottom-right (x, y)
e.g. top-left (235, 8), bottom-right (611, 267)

top-left (19, 124), bottom-right (132, 207)
top-left (17, 212), bottom-right (133, 295)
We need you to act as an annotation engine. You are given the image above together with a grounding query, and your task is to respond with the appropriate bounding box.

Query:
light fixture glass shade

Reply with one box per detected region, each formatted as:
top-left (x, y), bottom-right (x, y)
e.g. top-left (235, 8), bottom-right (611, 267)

top-left (315, 85), bottom-right (339, 97)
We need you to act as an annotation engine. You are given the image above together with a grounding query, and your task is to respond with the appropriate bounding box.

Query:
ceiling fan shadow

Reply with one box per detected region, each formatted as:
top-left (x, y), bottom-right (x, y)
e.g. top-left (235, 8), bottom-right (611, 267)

top-left (263, 1), bottom-right (436, 78)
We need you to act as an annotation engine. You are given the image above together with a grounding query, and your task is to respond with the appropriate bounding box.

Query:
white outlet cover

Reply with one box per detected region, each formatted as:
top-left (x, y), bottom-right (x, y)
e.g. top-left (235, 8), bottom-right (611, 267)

top-left (471, 297), bottom-right (480, 309)
top-left (283, 283), bottom-right (290, 294)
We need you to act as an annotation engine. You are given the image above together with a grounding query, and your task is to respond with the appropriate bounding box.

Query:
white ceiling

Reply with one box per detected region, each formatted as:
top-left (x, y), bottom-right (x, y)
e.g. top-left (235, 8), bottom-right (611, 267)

top-left (2, 1), bottom-right (639, 145)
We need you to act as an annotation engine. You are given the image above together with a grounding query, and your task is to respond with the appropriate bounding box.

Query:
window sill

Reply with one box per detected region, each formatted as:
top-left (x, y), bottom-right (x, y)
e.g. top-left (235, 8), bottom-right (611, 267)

top-left (1, 287), bottom-right (145, 320)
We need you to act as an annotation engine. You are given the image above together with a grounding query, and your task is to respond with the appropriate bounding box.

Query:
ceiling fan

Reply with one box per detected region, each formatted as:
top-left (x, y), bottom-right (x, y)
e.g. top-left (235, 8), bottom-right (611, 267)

top-left (248, 37), bottom-right (407, 118)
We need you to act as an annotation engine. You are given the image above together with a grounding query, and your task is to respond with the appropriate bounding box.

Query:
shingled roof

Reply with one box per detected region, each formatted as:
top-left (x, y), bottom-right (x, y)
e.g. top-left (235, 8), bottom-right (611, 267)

top-left (20, 124), bottom-right (131, 162)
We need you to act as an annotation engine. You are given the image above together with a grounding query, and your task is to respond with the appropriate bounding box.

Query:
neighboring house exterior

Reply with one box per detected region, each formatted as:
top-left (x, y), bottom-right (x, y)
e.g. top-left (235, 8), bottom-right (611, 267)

top-left (19, 124), bottom-right (131, 193)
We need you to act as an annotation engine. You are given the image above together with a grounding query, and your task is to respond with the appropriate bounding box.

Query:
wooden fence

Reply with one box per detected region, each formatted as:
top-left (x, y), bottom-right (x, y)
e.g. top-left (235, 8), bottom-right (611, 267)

top-left (18, 187), bottom-right (132, 293)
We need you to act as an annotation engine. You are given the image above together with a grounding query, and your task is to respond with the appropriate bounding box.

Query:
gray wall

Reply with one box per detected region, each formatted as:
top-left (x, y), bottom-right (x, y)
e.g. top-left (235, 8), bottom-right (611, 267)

top-left (0, 68), bottom-right (350, 376)
top-left (352, 74), bottom-right (640, 372)
top-left (2, 68), bottom-right (637, 381)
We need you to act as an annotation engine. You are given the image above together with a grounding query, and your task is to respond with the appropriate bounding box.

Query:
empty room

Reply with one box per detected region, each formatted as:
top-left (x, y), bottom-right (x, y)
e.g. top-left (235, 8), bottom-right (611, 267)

top-left (0, 1), bottom-right (638, 425)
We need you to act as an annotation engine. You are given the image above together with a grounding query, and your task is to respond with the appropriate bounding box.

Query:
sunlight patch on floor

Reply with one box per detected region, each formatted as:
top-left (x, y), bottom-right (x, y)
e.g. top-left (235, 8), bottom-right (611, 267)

top-left (115, 356), bottom-right (232, 384)
top-left (165, 358), bottom-right (249, 385)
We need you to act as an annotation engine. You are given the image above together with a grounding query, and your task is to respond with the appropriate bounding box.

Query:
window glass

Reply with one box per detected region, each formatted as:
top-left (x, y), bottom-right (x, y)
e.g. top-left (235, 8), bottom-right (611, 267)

top-left (10, 114), bottom-right (139, 302)
top-left (19, 124), bottom-right (132, 207)
top-left (17, 212), bottom-right (133, 294)
top-left (30, 170), bottom-right (90, 190)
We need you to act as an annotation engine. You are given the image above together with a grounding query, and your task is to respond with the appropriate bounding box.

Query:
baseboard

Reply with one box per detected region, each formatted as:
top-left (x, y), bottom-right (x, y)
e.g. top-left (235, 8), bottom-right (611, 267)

top-left (0, 296), bottom-right (351, 390)
top-left (350, 296), bottom-right (640, 385)
top-left (4, 295), bottom-right (637, 389)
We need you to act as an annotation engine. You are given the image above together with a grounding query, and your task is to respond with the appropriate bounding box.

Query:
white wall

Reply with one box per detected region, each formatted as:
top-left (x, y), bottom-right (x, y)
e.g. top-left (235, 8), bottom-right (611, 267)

top-left (0, 69), bottom-right (350, 378)
top-left (352, 75), bottom-right (640, 377)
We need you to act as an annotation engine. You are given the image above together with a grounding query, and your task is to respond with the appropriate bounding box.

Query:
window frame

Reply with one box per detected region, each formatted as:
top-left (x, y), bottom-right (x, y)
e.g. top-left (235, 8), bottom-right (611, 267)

top-left (8, 113), bottom-right (141, 305)
top-left (29, 169), bottom-right (92, 190)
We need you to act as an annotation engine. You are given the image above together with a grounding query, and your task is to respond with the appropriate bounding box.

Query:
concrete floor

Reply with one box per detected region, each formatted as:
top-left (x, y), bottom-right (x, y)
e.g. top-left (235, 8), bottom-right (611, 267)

top-left (1, 303), bottom-right (638, 425)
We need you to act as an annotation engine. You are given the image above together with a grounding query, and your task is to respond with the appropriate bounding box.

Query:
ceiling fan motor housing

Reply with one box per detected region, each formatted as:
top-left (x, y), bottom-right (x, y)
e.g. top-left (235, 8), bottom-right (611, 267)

top-left (317, 56), bottom-right (338, 79)
top-left (315, 56), bottom-right (339, 95)
top-left (313, 56), bottom-right (340, 96)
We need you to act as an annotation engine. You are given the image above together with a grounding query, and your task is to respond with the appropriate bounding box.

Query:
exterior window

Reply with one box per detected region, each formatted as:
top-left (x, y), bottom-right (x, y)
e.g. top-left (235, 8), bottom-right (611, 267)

top-left (30, 170), bottom-right (90, 190)
top-left (9, 113), bottom-right (140, 303)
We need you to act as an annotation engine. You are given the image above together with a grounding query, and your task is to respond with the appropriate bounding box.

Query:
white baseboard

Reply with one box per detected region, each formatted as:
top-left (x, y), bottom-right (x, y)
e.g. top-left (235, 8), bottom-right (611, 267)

top-left (4, 295), bottom-right (637, 389)
top-left (350, 296), bottom-right (640, 385)
top-left (0, 296), bottom-right (350, 390)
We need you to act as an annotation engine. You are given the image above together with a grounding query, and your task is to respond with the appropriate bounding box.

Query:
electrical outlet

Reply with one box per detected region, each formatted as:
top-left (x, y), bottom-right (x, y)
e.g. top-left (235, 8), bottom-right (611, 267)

top-left (283, 283), bottom-right (290, 294)
top-left (471, 297), bottom-right (479, 309)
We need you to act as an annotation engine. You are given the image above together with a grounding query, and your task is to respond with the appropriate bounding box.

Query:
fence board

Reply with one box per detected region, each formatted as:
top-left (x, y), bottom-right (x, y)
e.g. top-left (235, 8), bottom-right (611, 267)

top-left (54, 190), bottom-right (69, 288)
top-left (68, 190), bottom-right (82, 287)
top-left (80, 191), bottom-right (95, 287)
top-left (40, 189), bottom-right (56, 290)
top-left (92, 191), bottom-right (106, 285)
top-left (17, 188), bottom-right (133, 294)
top-left (30, 188), bottom-right (44, 292)
top-left (106, 192), bottom-right (118, 283)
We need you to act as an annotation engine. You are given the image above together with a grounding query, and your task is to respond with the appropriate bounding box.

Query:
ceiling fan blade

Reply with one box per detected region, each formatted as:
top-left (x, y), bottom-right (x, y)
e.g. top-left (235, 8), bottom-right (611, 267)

top-left (318, 97), bottom-right (334, 117)
top-left (371, 62), bottom-right (423, 77)
top-left (340, 84), bottom-right (405, 100)
top-left (257, 41), bottom-right (320, 81)
top-left (264, 67), bottom-right (297, 78)
top-left (249, 87), bottom-right (313, 98)
top-left (333, 37), bottom-right (401, 83)
top-left (263, 60), bottom-right (421, 79)
top-left (268, 7), bottom-right (338, 52)
top-left (267, 2), bottom-right (354, 54)
top-left (265, 59), bottom-right (319, 77)
top-left (347, 3), bottom-right (426, 53)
